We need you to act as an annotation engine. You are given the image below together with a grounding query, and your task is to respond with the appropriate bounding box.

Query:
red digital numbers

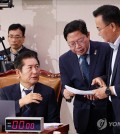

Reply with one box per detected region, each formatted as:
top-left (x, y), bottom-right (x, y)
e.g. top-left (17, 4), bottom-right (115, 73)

top-left (12, 120), bottom-right (35, 130)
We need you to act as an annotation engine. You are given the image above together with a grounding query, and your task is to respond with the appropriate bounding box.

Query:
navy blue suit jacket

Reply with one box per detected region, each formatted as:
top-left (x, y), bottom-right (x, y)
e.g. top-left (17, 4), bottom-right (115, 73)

top-left (109, 44), bottom-right (120, 123)
top-left (59, 40), bottom-right (111, 132)
top-left (0, 82), bottom-right (60, 123)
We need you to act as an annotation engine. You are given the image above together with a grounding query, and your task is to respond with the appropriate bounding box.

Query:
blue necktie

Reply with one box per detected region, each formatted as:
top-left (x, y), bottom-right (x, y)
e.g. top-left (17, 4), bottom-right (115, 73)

top-left (79, 54), bottom-right (89, 84)
top-left (22, 89), bottom-right (32, 117)
top-left (24, 89), bottom-right (32, 95)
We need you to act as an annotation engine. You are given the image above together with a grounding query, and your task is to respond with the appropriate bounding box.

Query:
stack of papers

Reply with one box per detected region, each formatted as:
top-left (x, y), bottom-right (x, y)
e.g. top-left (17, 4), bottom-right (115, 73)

top-left (65, 85), bottom-right (94, 95)
top-left (44, 123), bottom-right (63, 129)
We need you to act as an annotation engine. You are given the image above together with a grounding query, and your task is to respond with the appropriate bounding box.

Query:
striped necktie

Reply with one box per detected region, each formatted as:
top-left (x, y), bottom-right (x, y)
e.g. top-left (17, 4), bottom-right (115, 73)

top-left (21, 89), bottom-right (32, 117)
top-left (79, 54), bottom-right (89, 84)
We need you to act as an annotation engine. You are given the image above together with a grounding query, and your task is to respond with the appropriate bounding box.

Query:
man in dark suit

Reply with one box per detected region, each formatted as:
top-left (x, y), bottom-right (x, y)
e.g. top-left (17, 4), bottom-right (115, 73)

top-left (59, 20), bottom-right (111, 134)
top-left (91, 5), bottom-right (120, 134)
top-left (0, 51), bottom-right (60, 123)
top-left (0, 23), bottom-right (37, 72)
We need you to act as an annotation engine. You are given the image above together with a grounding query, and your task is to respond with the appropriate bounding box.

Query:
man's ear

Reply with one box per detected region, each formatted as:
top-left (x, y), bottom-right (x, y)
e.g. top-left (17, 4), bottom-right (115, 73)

top-left (110, 22), bottom-right (117, 32)
top-left (15, 69), bottom-right (20, 78)
top-left (87, 32), bottom-right (90, 39)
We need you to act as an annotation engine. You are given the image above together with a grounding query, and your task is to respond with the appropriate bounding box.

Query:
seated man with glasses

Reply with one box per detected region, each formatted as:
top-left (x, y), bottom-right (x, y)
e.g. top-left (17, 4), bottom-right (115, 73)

top-left (59, 19), bottom-right (112, 134)
top-left (0, 23), bottom-right (37, 72)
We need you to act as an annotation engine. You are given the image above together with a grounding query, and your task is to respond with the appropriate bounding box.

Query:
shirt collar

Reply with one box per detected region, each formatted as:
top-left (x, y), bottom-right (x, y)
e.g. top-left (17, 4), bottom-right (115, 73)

top-left (10, 45), bottom-right (23, 55)
top-left (20, 83), bottom-right (34, 93)
top-left (109, 36), bottom-right (120, 50)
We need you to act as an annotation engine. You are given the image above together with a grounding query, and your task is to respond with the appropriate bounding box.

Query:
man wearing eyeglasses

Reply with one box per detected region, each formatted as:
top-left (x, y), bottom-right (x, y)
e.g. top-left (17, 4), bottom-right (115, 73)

top-left (59, 20), bottom-right (112, 134)
top-left (0, 23), bottom-right (37, 72)
top-left (90, 5), bottom-right (120, 134)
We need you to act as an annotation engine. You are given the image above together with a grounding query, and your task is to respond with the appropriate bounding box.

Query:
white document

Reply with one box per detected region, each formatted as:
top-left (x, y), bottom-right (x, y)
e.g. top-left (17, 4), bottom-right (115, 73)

top-left (65, 85), bottom-right (94, 95)
top-left (44, 123), bottom-right (63, 129)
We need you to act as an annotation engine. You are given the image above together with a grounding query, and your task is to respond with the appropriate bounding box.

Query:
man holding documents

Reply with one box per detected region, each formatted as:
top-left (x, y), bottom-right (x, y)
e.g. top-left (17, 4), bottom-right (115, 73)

top-left (59, 20), bottom-right (112, 134)
top-left (91, 5), bottom-right (120, 134)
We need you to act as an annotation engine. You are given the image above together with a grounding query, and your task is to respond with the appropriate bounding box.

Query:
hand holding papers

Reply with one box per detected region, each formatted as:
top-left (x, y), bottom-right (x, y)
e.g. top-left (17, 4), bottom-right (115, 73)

top-left (65, 85), bottom-right (94, 95)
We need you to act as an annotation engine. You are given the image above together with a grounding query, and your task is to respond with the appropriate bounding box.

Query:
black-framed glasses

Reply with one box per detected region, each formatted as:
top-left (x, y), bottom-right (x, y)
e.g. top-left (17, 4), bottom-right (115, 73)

top-left (97, 23), bottom-right (110, 32)
top-left (68, 36), bottom-right (85, 47)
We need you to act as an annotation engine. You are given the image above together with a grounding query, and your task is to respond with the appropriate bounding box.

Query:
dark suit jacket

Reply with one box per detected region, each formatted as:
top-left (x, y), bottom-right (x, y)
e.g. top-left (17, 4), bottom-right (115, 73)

top-left (0, 46), bottom-right (37, 72)
top-left (0, 82), bottom-right (60, 123)
top-left (59, 40), bottom-right (111, 133)
top-left (0, 45), bottom-right (37, 55)
top-left (109, 44), bottom-right (120, 123)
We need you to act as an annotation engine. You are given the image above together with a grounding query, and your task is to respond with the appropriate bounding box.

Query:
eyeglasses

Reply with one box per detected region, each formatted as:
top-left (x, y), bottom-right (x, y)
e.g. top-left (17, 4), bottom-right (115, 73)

top-left (8, 35), bottom-right (23, 40)
top-left (68, 36), bottom-right (85, 47)
top-left (97, 24), bottom-right (110, 32)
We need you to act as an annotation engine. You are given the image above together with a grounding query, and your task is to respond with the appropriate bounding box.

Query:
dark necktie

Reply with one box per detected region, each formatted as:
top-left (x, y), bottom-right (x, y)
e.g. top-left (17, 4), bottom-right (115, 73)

top-left (79, 54), bottom-right (89, 84)
top-left (22, 89), bottom-right (32, 117)
top-left (24, 89), bottom-right (32, 95)
top-left (14, 53), bottom-right (18, 60)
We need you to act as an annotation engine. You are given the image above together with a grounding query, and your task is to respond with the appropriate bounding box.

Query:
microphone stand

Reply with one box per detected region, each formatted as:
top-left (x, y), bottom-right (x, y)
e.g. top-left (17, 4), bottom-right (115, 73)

top-left (0, 37), bottom-right (11, 72)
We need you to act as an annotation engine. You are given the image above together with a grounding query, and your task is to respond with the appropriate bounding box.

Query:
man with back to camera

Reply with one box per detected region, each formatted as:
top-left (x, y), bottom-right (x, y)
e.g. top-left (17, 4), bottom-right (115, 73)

top-left (89, 5), bottom-right (120, 134)
top-left (0, 51), bottom-right (60, 123)
top-left (0, 23), bottom-right (37, 72)
top-left (59, 19), bottom-right (112, 134)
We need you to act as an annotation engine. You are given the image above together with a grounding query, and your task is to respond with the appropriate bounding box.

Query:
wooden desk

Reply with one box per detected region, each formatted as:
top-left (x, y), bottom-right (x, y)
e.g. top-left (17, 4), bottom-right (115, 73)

top-left (0, 124), bottom-right (69, 134)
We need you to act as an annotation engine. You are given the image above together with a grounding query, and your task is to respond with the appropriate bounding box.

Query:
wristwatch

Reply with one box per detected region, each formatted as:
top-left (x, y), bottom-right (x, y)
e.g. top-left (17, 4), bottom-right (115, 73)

top-left (105, 87), bottom-right (111, 96)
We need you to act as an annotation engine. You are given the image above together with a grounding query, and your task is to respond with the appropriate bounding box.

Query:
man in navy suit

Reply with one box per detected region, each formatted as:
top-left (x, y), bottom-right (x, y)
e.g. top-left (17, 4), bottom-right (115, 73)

top-left (91, 5), bottom-right (120, 134)
top-left (0, 51), bottom-right (60, 123)
top-left (59, 20), bottom-right (111, 134)
top-left (0, 23), bottom-right (37, 72)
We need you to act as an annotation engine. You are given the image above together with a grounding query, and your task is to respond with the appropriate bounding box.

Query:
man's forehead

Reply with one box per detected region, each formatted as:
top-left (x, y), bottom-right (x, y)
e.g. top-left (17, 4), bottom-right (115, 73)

top-left (22, 58), bottom-right (39, 65)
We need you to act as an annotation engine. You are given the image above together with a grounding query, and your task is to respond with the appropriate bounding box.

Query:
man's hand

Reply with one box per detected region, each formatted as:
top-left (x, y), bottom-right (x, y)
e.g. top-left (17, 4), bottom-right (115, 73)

top-left (91, 77), bottom-right (106, 87)
top-left (19, 93), bottom-right (43, 108)
top-left (93, 87), bottom-right (108, 99)
top-left (84, 77), bottom-right (106, 100)
top-left (63, 89), bottom-right (75, 100)
top-left (85, 87), bottom-right (108, 100)
top-left (84, 94), bottom-right (96, 100)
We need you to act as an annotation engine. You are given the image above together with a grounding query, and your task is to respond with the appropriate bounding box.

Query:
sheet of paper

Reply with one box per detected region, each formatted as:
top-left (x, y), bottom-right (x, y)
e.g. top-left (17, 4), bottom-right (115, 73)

top-left (65, 85), bottom-right (94, 95)
top-left (44, 123), bottom-right (63, 129)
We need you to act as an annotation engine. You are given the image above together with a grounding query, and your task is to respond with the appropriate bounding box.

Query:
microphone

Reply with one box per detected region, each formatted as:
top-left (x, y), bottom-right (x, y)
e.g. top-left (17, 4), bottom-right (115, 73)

top-left (0, 37), bottom-right (11, 61)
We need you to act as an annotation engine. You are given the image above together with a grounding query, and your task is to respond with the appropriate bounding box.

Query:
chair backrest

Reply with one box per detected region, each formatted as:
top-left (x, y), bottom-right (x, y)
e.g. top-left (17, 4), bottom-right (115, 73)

top-left (0, 69), bottom-right (62, 107)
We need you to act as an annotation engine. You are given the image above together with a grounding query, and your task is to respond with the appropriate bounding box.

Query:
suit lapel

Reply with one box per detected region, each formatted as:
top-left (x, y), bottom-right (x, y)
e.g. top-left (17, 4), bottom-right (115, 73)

top-left (12, 84), bottom-right (21, 100)
top-left (111, 45), bottom-right (120, 84)
top-left (69, 51), bottom-right (83, 81)
top-left (107, 50), bottom-right (113, 84)
top-left (33, 83), bottom-right (39, 93)
top-left (89, 42), bottom-right (99, 83)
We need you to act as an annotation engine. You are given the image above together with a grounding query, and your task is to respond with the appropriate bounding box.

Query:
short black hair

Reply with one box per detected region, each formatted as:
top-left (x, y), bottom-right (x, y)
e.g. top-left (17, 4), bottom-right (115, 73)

top-left (63, 19), bottom-right (89, 41)
top-left (8, 23), bottom-right (26, 36)
top-left (14, 51), bottom-right (40, 70)
top-left (93, 5), bottom-right (120, 26)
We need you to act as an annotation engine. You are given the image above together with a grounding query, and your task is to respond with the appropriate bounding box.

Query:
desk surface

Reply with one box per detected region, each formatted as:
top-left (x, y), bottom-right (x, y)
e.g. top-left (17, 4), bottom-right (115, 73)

top-left (0, 124), bottom-right (69, 134)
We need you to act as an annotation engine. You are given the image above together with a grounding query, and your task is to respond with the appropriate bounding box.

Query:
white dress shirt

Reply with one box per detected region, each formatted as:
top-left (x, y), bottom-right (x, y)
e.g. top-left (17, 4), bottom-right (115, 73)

top-left (20, 83), bottom-right (34, 98)
top-left (109, 36), bottom-right (120, 96)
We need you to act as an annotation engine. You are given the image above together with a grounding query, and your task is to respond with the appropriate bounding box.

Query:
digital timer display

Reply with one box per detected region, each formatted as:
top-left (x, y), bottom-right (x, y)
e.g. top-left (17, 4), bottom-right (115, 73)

top-left (5, 117), bottom-right (44, 132)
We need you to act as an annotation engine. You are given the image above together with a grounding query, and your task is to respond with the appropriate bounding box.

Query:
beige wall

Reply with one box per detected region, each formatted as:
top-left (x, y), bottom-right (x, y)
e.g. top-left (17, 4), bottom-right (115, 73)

top-left (0, 0), bottom-right (120, 133)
